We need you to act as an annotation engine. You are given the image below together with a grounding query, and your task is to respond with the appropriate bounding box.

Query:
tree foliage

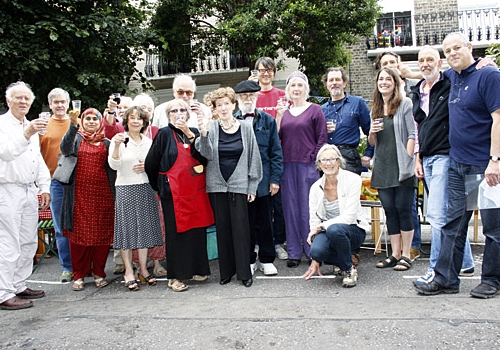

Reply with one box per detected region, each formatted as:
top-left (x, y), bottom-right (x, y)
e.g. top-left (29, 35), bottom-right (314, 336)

top-left (151, 0), bottom-right (381, 90)
top-left (0, 0), bottom-right (153, 117)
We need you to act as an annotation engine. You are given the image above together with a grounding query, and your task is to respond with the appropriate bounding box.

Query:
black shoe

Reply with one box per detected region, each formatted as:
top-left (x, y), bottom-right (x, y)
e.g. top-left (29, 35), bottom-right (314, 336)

top-left (219, 277), bottom-right (231, 285)
top-left (470, 283), bottom-right (500, 299)
top-left (242, 278), bottom-right (253, 287)
top-left (415, 280), bottom-right (459, 295)
top-left (287, 259), bottom-right (301, 268)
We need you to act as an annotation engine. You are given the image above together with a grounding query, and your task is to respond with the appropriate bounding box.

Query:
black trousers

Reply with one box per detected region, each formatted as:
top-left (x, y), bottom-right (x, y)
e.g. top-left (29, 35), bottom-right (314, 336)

top-left (248, 195), bottom-right (276, 264)
top-left (209, 192), bottom-right (251, 281)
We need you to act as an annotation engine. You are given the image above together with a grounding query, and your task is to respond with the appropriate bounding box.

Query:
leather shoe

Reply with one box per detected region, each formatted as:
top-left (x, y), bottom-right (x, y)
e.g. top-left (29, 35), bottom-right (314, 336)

top-left (0, 296), bottom-right (33, 310)
top-left (16, 288), bottom-right (45, 299)
top-left (287, 259), bottom-right (301, 268)
top-left (219, 277), bottom-right (231, 285)
top-left (242, 278), bottom-right (253, 287)
top-left (470, 283), bottom-right (500, 299)
top-left (415, 280), bottom-right (459, 295)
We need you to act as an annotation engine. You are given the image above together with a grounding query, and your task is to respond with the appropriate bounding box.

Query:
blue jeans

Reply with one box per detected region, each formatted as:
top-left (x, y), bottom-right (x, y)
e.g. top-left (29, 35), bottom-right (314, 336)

top-left (309, 224), bottom-right (366, 271)
top-left (434, 159), bottom-right (500, 289)
top-left (423, 155), bottom-right (474, 270)
top-left (50, 180), bottom-right (72, 272)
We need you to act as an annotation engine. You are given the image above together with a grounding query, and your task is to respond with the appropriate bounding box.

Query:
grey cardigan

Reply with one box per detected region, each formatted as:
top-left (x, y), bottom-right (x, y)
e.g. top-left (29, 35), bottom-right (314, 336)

top-left (393, 97), bottom-right (416, 181)
top-left (195, 119), bottom-right (262, 195)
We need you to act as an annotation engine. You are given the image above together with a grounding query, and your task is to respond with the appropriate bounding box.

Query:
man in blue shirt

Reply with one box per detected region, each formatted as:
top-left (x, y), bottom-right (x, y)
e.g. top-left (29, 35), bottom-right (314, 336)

top-left (321, 67), bottom-right (373, 175)
top-left (415, 32), bottom-right (500, 298)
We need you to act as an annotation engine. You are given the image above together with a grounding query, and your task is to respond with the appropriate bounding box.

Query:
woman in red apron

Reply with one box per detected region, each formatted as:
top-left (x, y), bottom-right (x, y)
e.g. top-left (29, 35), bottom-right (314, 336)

top-left (145, 99), bottom-right (214, 292)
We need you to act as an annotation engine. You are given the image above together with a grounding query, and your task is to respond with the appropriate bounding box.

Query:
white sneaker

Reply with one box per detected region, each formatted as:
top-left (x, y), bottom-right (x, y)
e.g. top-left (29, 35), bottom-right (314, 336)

top-left (413, 268), bottom-right (435, 287)
top-left (342, 266), bottom-right (357, 288)
top-left (258, 262), bottom-right (278, 276)
top-left (250, 263), bottom-right (257, 276)
top-left (275, 245), bottom-right (288, 260)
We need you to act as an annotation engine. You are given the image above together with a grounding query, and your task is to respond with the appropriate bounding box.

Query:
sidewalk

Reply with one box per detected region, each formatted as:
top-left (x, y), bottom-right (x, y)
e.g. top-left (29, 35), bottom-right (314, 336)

top-left (1, 222), bottom-right (497, 350)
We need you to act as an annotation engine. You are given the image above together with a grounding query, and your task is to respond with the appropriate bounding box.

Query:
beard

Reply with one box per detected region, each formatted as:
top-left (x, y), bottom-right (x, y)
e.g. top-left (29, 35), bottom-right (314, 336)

top-left (330, 87), bottom-right (343, 97)
top-left (238, 100), bottom-right (256, 115)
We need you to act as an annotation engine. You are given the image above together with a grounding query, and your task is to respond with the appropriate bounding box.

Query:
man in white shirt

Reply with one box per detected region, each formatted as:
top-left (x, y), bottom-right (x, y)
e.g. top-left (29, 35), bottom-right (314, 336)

top-left (152, 74), bottom-right (211, 129)
top-left (0, 82), bottom-right (51, 310)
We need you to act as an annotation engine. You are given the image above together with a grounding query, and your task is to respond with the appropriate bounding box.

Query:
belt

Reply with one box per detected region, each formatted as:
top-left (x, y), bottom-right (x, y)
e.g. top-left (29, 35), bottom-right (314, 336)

top-left (337, 144), bottom-right (357, 149)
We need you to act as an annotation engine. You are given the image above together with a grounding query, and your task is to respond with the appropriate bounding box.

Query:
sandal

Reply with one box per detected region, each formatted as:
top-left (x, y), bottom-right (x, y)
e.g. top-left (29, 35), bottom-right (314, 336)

top-left (138, 273), bottom-right (157, 286)
top-left (94, 276), bottom-right (108, 289)
top-left (72, 279), bottom-right (84, 291)
top-left (376, 256), bottom-right (399, 268)
top-left (394, 256), bottom-right (412, 271)
top-left (168, 279), bottom-right (189, 292)
top-left (153, 264), bottom-right (167, 277)
top-left (190, 275), bottom-right (208, 282)
top-left (124, 279), bottom-right (140, 291)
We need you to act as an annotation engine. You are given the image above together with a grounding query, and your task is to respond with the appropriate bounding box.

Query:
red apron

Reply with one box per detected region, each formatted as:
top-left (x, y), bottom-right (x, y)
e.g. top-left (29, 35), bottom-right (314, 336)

top-left (161, 131), bottom-right (214, 233)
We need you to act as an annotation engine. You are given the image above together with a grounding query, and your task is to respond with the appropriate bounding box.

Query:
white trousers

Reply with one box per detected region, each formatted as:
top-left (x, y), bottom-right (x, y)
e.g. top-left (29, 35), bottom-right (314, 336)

top-left (0, 183), bottom-right (38, 303)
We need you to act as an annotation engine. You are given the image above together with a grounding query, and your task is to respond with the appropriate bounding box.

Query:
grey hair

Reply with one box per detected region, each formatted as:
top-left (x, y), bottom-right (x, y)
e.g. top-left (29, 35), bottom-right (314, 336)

top-left (285, 77), bottom-right (310, 101)
top-left (315, 143), bottom-right (346, 170)
top-left (48, 88), bottom-right (70, 104)
top-left (5, 81), bottom-right (35, 102)
top-left (172, 74), bottom-right (196, 92)
top-left (132, 93), bottom-right (155, 109)
top-left (165, 98), bottom-right (191, 122)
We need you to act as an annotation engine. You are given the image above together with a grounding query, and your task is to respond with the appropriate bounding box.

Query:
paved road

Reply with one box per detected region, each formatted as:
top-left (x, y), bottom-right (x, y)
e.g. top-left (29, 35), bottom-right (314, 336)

top-left (1, 231), bottom-right (499, 350)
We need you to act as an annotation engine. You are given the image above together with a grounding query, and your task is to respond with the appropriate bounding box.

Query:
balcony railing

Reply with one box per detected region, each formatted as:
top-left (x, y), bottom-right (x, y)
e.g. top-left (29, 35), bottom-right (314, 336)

top-left (144, 47), bottom-right (250, 78)
top-left (369, 7), bottom-right (500, 49)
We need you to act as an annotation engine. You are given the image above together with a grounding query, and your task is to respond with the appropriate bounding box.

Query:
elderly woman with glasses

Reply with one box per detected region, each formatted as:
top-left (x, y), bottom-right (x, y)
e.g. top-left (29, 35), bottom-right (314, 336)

top-left (302, 144), bottom-right (368, 288)
top-left (145, 99), bottom-right (214, 292)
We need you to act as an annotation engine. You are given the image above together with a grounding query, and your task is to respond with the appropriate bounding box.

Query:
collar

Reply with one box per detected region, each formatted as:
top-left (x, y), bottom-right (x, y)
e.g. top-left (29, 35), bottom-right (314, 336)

top-left (419, 73), bottom-right (443, 94)
top-left (328, 93), bottom-right (350, 105)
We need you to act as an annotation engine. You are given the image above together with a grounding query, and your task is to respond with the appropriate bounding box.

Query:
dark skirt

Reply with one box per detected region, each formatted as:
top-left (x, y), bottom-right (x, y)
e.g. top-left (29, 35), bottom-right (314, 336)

top-left (113, 183), bottom-right (163, 249)
top-left (162, 196), bottom-right (210, 280)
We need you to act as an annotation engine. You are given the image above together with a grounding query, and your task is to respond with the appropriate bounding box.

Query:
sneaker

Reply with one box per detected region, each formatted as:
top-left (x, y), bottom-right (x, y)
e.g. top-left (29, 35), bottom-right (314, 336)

top-left (60, 271), bottom-right (74, 283)
top-left (250, 263), bottom-right (257, 276)
top-left (413, 268), bottom-right (435, 287)
top-left (459, 267), bottom-right (475, 277)
top-left (258, 262), bottom-right (278, 276)
top-left (113, 264), bottom-right (125, 275)
top-left (342, 266), bottom-right (357, 288)
top-left (415, 280), bottom-right (459, 295)
top-left (470, 283), bottom-right (500, 299)
top-left (275, 245), bottom-right (288, 260)
top-left (410, 247), bottom-right (420, 261)
top-left (333, 265), bottom-right (342, 275)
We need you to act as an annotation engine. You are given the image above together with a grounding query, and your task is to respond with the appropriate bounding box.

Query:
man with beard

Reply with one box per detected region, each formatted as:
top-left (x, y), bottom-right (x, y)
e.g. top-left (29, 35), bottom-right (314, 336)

top-left (409, 46), bottom-right (475, 287)
top-left (321, 67), bottom-right (373, 176)
top-left (233, 80), bottom-right (283, 276)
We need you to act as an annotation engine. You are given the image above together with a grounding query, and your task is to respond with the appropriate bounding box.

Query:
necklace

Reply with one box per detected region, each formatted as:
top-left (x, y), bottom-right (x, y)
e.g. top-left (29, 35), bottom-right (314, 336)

top-left (175, 131), bottom-right (189, 149)
top-left (219, 118), bottom-right (236, 131)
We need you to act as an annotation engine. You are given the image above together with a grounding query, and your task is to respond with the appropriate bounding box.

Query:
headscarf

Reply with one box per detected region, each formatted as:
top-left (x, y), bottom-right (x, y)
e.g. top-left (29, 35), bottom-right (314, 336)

top-left (78, 108), bottom-right (105, 143)
top-left (286, 71), bottom-right (308, 85)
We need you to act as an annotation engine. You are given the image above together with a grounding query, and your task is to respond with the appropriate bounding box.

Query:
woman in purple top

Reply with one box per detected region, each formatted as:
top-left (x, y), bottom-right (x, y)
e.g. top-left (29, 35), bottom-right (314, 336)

top-left (276, 71), bottom-right (328, 267)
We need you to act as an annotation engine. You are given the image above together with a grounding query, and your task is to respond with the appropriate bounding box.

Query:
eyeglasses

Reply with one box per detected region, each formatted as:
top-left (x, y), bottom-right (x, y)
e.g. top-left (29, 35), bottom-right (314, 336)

top-left (319, 157), bottom-right (339, 164)
top-left (258, 68), bottom-right (274, 74)
top-left (12, 96), bottom-right (32, 102)
top-left (176, 90), bottom-right (194, 97)
top-left (239, 93), bottom-right (257, 100)
top-left (169, 108), bottom-right (188, 114)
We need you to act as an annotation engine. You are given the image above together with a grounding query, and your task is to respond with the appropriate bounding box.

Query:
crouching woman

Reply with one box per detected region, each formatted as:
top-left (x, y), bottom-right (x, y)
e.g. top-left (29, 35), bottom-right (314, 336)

top-left (302, 144), bottom-right (368, 288)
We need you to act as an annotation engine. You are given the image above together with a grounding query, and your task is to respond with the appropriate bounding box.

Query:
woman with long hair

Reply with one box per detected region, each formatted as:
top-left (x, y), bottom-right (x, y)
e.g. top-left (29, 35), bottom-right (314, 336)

top-left (368, 67), bottom-right (417, 271)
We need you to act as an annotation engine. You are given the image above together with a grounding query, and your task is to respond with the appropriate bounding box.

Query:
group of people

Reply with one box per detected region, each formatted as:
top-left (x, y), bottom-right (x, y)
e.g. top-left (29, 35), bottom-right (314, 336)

top-left (1, 31), bottom-right (499, 311)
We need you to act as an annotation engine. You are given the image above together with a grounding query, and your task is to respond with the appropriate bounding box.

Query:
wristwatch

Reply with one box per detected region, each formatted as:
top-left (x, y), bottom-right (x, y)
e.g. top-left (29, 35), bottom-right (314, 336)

top-left (490, 156), bottom-right (500, 162)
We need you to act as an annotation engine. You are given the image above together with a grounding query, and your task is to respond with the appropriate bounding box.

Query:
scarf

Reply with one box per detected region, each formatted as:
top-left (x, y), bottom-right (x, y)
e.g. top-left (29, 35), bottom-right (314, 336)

top-left (78, 108), bottom-right (105, 143)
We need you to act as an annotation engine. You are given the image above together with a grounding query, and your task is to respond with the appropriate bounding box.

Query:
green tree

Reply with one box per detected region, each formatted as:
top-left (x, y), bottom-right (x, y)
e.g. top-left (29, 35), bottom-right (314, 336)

top-left (151, 0), bottom-right (380, 91)
top-left (0, 0), bottom-right (153, 117)
top-left (486, 43), bottom-right (500, 66)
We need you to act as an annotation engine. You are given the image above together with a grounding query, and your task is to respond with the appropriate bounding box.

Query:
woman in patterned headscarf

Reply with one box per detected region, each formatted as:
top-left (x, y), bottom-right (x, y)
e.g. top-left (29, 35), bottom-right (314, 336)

top-left (60, 108), bottom-right (116, 291)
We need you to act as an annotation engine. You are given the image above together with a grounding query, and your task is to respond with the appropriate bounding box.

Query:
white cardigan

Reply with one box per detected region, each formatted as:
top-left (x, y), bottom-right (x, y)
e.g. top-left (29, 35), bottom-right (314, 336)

top-left (309, 168), bottom-right (369, 232)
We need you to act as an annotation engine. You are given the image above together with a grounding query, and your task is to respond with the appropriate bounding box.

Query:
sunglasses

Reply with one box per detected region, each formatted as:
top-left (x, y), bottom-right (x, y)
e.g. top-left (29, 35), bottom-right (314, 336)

top-left (169, 108), bottom-right (188, 114)
top-left (176, 90), bottom-right (194, 97)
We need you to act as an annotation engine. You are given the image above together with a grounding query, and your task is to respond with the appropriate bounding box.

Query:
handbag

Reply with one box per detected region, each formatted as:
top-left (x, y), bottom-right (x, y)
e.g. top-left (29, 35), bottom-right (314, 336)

top-left (53, 153), bottom-right (78, 184)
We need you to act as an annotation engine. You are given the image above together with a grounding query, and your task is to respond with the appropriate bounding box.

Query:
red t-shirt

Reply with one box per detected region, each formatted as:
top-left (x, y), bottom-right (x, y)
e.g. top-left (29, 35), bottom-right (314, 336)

top-left (256, 86), bottom-right (285, 119)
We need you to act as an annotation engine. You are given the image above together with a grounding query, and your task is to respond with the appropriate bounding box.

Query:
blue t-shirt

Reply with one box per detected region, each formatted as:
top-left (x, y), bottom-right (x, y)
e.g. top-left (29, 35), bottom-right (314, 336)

top-left (445, 62), bottom-right (500, 166)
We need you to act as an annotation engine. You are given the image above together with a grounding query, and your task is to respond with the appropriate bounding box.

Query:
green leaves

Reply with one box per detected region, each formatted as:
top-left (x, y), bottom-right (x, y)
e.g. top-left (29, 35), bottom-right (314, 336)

top-left (0, 0), bottom-right (153, 117)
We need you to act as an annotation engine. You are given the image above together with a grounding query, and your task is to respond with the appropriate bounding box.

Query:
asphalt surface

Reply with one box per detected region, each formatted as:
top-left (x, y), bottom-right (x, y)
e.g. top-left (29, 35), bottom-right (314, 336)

top-left (1, 225), bottom-right (499, 350)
